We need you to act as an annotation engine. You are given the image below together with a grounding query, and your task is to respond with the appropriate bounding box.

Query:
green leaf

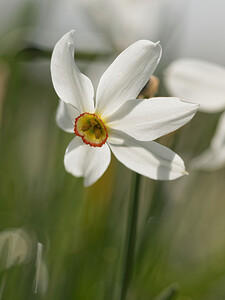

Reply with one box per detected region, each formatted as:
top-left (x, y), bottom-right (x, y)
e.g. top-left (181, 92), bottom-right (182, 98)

top-left (16, 46), bottom-right (112, 61)
top-left (153, 283), bottom-right (180, 300)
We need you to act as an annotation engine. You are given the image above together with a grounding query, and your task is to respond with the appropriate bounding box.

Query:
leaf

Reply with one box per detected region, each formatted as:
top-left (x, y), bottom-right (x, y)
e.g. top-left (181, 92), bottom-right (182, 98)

top-left (153, 283), bottom-right (180, 300)
top-left (16, 46), bottom-right (112, 61)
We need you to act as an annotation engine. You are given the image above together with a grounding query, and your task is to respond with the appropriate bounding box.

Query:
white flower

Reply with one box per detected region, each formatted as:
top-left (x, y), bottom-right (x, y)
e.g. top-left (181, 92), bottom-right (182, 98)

top-left (82, 0), bottom-right (163, 50)
top-left (164, 58), bottom-right (225, 113)
top-left (0, 228), bottom-right (32, 269)
top-left (29, 0), bottom-right (109, 52)
top-left (190, 111), bottom-right (225, 171)
top-left (164, 58), bottom-right (225, 171)
top-left (30, 0), bottom-right (162, 51)
top-left (51, 30), bottom-right (198, 187)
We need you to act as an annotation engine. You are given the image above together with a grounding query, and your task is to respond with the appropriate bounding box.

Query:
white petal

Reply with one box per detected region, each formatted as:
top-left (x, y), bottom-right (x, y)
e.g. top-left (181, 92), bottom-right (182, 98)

top-left (211, 111), bottom-right (225, 149)
top-left (164, 58), bottom-right (225, 113)
top-left (107, 97), bottom-right (199, 141)
top-left (109, 134), bottom-right (186, 180)
top-left (96, 40), bottom-right (162, 117)
top-left (107, 129), bottom-right (125, 145)
top-left (64, 137), bottom-right (111, 187)
top-left (190, 111), bottom-right (225, 171)
top-left (56, 100), bottom-right (79, 133)
top-left (190, 148), bottom-right (225, 171)
top-left (50, 30), bottom-right (95, 113)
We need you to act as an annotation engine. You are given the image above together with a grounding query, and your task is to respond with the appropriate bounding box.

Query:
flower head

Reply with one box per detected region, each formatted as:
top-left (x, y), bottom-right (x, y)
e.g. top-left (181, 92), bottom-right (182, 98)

top-left (190, 110), bottom-right (225, 171)
top-left (51, 30), bottom-right (198, 186)
top-left (164, 58), bottom-right (225, 171)
top-left (164, 58), bottom-right (225, 113)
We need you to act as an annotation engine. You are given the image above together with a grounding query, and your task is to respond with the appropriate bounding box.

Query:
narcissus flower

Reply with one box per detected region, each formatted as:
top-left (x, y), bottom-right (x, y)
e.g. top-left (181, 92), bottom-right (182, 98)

top-left (190, 111), bottom-right (225, 171)
top-left (164, 58), bottom-right (225, 113)
top-left (164, 58), bottom-right (225, 171)
top-left (51, 30), bottom-right (198, 186)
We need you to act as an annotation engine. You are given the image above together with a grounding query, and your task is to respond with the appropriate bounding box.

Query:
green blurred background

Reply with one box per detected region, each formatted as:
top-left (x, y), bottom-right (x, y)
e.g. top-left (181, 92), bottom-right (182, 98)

top-left (1, 0), bottom-right (225, 299)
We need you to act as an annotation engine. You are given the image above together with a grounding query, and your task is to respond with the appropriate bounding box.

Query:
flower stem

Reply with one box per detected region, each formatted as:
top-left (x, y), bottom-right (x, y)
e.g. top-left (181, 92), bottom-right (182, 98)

top-left (119, 172), bottom-right (141, 300)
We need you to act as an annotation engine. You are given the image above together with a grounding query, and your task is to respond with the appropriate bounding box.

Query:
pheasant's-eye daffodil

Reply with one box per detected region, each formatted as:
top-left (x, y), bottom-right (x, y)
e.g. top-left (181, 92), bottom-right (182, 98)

top-left (51, 30), bottom-right (198, 186)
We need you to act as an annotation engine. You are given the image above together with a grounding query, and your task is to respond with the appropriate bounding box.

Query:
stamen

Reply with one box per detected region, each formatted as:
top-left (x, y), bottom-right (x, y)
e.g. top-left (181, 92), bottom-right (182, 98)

top-left (82, 123), bottom-right (91, 131)
top-left (94, 127), bottom-right (101, 139)
top-left (90, 119), bottom-right (99, 127)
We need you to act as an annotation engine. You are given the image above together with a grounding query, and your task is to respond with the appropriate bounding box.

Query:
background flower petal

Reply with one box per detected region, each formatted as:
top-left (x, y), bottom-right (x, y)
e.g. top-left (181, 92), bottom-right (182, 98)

top-left (51, 30), bottom-right (95, 113)
top-left (64, 137), bottom-right (111, 186)
top-left (164, 58), bottom-right (225, 113)
top-left (211, 111), bottom-right (225, 149)
top-left (96, 40), bottom-right (162, 117)
top-left (109, 133), bottom-right (186, 180)
top-left (107, 97), bottom-right (198, 141)
top-left (56, 99), bottom-right (79, 133)
top-left (190, 111), bottom-right (225, 171)
top-left (190, 148), bottom-right (225, 171)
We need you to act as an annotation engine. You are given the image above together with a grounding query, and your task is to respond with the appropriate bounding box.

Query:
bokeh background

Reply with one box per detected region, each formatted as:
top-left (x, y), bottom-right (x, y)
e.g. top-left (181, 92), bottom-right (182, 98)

top-left (0, 0), bottom-right (225, 299)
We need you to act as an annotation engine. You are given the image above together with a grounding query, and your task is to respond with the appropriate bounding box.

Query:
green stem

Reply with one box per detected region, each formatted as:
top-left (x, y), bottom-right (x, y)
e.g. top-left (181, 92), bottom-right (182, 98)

top-left (16, 47), bottom-right (112, 61)
top-left (119, 173), bottom-right (141, 300)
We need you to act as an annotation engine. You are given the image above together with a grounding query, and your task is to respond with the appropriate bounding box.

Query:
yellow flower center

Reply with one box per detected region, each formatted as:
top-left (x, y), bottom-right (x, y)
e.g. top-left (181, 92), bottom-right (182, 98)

top-left (74, 113), bottom-right (108, 147)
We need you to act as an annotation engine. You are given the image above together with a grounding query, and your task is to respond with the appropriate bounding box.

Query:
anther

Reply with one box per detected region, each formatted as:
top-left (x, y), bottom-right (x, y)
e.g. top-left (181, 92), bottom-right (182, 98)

top-left (90, 119), bottom-right (99, 127)
top-left (82, 123), bottom-right (91, 131)
top-left (94, 127), bottom-right (101, 139)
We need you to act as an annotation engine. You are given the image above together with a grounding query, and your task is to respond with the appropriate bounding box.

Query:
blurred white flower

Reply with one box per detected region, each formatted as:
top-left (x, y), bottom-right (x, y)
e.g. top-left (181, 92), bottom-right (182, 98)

top-left (190, 112), bottom-right (225, 171)
top-left (164, 58), bottom-right (225, 113)
top-left (51, 30), bottom-right (198, 186)
top-left (30, 0), bottom-right (109, 52)
top-left (30, 0), bottom-right (167, 51)
top-left (82, 0), bottom-right (163, 50)
top-left (164, 58), bottom-right (225, 171)
top-left (25, 0), bottom-right (189, 87)
top-left (0, 228), bottom-right (32, 269)
top-left (0, 228), bottom-right (49, 295)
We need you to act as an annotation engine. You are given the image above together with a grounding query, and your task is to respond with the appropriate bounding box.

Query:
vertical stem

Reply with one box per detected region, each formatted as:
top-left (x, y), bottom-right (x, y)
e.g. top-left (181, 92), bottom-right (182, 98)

top-left (119, 173), bottom-right (141, 300)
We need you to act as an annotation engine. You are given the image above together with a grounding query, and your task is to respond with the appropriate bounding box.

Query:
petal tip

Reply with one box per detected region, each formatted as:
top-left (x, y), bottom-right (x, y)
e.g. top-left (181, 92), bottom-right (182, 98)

top-left (137, 39), bottom-right (161, 48)
top-left (83, 180), bottom-right (90, 188)
top-left (180, 98), bottom-right (200, 110)
top-left (66, 30), bottom-right (75, 46)
top-left (67, 41), bottom-right (74, 49)
top-left (68, 30), bottom-right (75, 40)
top-left (189, 102), bottom-right (200, 111)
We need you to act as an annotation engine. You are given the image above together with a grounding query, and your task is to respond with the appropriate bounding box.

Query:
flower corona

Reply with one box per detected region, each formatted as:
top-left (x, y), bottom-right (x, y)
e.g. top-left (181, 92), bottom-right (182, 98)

top-left (74, 113), bottom-right (108, 147)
